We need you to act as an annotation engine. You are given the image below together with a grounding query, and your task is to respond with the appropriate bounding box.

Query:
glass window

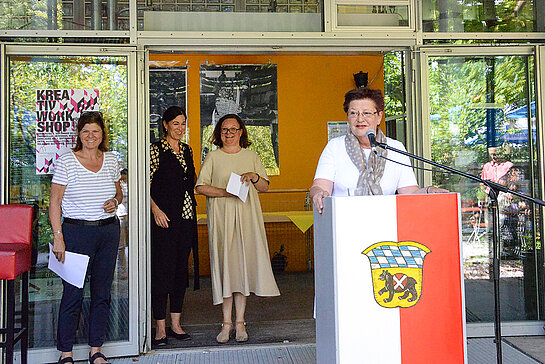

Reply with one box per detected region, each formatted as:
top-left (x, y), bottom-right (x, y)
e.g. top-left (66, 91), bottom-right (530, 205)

top-left (336, 5), bottom-right (409, 27)
top-left (426, 54), bottom-right (543, 322)
top-left (384, 51), bottom-right (407, 145)
top-left (422, 0), bottom-right (545, 33)
top-left (0, 0), bottom-right (129, 30)
top-left (8, 55), bottom-right (130, 348)
top-left (136, 0), bottom-right (322, 32)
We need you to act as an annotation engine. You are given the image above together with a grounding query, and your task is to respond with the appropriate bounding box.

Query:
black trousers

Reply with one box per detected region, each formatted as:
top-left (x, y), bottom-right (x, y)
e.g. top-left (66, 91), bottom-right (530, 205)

top-left (57, 220), bottom-right (120, 352)
top-left (151, 219), bottom-right (194, 320)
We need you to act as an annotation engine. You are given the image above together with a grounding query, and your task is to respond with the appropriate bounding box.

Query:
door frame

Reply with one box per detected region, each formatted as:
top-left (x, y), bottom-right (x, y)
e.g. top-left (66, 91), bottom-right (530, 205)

top-left (415, 44), bottom-right (545, 337)
top-left (0, 44), bottom-right (141, 363)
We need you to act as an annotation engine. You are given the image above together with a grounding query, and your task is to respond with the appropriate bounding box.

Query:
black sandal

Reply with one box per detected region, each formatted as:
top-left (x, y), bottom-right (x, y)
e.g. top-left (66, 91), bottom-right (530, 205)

top-left (58, 357), bottom-right (74, 364)
top-left (89, 352), bottom-right (111, 364)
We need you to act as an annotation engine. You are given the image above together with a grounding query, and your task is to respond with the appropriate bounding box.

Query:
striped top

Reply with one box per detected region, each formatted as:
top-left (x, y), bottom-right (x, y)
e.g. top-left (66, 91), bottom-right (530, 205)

top-left (52, 151), bottom-right (121, 221)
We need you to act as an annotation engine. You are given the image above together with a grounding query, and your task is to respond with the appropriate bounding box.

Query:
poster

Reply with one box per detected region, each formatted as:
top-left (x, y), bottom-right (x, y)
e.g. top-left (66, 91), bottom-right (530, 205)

top-left (149, 68), bottom-right (187, 143)
top-left (35, 89), bottom-right (100, 174)
top-left (200, 64), bottom-right (279, 175)
top-left (328, 121), bottom-right (349, 141)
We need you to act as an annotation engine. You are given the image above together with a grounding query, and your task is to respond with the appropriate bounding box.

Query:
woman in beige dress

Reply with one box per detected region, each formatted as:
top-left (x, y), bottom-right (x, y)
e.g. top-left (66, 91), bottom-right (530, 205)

top-left (196, 114), bottom-right (280, 343)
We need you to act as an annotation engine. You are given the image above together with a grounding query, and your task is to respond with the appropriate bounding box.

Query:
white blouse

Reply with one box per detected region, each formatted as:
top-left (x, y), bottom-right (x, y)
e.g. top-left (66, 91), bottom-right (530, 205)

top-left (314, 135), bottom-right (417, 196)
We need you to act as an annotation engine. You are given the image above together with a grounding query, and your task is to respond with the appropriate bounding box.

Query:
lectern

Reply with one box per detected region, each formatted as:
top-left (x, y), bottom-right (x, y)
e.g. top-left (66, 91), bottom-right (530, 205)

top-left (314, 193), bottom-right (466, 364)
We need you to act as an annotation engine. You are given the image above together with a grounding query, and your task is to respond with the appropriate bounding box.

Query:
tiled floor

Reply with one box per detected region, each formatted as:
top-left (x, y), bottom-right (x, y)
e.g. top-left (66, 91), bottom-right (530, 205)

top-left (109, 339), bottom-right (540, 364)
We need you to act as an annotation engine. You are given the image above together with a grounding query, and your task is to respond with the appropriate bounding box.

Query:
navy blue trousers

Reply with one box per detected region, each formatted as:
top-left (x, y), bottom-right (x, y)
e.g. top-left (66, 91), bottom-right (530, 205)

top-left (56, 220), bottom-right (120, 352)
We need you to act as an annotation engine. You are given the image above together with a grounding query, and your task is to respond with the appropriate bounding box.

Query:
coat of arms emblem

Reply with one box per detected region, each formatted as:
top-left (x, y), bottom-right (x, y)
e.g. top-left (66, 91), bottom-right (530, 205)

top-left (362, 241), bottom-right (431, 308)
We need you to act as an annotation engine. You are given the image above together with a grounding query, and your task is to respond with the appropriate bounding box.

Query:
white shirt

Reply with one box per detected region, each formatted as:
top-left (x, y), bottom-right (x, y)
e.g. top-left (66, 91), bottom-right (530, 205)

top-left (52, 151), bottom-right (121, 220)
top-left (314, 135), bottom-right (418, 196)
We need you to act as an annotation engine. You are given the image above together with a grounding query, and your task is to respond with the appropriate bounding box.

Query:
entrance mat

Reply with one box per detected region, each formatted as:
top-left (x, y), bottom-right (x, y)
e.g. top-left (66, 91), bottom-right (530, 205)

top-left (504, 336), bottom-right (545, 364)
top-left (151, 319), bottom-right (315, 350)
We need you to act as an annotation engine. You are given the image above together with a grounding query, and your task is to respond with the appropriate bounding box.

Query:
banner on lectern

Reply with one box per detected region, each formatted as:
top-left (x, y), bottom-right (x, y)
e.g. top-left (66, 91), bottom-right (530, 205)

top-left (315, 193), bottom-right (466, 364)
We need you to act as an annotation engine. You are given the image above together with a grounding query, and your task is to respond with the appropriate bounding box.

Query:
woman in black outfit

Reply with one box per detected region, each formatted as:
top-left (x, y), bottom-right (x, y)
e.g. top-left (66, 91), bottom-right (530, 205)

top-left (150, 106), bottom-right (199, 346)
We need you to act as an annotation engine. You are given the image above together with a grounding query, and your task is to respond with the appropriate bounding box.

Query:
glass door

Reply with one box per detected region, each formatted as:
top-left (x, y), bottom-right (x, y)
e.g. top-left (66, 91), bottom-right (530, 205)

top-left (418, 46), bottom-right (544, 336)
top-left (1, 44), bottom-right (139, 362)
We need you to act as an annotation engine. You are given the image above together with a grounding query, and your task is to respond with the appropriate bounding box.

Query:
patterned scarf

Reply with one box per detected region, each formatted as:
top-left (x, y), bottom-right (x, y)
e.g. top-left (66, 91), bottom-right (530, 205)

top-left (344, 128), bottom-right (388, 195)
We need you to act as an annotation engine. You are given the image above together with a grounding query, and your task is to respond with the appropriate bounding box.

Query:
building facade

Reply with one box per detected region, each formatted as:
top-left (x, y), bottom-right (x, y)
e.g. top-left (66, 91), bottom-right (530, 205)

top-left (1, 0), bottom-right (545, 362)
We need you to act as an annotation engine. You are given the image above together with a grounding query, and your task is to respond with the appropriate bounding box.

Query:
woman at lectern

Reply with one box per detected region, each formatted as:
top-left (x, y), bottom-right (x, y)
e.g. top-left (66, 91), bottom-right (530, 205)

top-left (310, 87), bottom-right (446, 213)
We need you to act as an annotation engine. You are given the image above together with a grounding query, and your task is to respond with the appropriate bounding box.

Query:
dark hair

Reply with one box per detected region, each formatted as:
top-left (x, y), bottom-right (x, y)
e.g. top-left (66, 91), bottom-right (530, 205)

top-left (343, 88), bottom-right (385, 113)
top-left (162, 106), bottom-right (187, 135)
top-left (73, 111), bottom-right (108, 152)
top-left (211, 114), bottom-right (252, 148)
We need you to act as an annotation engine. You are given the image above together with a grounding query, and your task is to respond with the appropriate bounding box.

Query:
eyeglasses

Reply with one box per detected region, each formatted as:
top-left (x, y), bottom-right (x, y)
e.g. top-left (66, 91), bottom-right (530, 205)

top-left (348, 110), bottom-right (379, 119)
top-left (221, 127), bottom-right (241, 134)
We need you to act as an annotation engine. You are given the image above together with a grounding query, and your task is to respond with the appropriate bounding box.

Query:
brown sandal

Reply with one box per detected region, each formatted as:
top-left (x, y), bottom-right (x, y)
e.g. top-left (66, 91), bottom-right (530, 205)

top-left (216, 322), bottom-right (233, 343)
top-left (235, 321), bottom-right (248, 342)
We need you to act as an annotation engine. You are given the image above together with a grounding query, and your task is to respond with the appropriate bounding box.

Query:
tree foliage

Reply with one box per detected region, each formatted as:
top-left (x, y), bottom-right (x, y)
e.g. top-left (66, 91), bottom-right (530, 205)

top-left (428, 55), bottom-right (534, 201)
top-left (427, 0), bottom-right (538, 33)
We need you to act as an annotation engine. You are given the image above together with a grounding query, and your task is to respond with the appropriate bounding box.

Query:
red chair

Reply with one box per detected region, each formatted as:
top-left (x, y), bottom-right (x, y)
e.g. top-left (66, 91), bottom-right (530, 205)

top-left (0, 204), bottom-right (33, 364)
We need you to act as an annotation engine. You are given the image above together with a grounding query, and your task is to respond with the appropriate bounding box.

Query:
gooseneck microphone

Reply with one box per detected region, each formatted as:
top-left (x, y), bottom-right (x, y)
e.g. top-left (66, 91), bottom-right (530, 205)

top-left (366, 129), bottom-right (378, 150)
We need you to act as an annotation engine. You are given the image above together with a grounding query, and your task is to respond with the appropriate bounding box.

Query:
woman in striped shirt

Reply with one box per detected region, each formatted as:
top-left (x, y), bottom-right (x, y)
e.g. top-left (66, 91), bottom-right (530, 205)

top-left (49, 111), bottom-right (122, 364)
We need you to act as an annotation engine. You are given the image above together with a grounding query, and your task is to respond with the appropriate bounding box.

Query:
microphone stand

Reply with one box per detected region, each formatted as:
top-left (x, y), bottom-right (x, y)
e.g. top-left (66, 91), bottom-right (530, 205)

top-left (373, 140), bottom-right (545, 364)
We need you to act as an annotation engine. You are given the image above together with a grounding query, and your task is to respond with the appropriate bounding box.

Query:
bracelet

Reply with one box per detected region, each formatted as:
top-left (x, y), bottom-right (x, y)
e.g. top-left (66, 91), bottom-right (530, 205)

top-left (251, 175), bottom-right (260, 184)
top-left (53, 230), bottom-right (62, 234)
top-left (113, 198), bottom-right (119, 207)
top-left (427, 186), bottom-right (431, 194)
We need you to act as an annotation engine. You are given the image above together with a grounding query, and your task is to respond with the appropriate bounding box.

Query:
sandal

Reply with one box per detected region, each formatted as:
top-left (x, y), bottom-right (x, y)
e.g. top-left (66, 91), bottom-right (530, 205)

top-left (216, 322), bottom-right (233, 343)
top-left (235, 321), bottom-right (248, 342)
top-left (58, 357), bottom-right (74, 364)
top-left (89, 352), bottom-right (111, 364)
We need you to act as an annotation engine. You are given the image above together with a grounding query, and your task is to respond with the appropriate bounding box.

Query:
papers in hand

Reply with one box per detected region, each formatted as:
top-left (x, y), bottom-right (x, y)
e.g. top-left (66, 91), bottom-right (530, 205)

top-left (48, 244), bottom-right (90, 288)
top-left (226, 172), bottom-right (249, 203)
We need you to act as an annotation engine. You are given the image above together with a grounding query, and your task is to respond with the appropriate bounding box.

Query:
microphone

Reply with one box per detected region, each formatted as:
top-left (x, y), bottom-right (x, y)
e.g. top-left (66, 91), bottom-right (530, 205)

top-left (366, 129), bottom-right (378, 151)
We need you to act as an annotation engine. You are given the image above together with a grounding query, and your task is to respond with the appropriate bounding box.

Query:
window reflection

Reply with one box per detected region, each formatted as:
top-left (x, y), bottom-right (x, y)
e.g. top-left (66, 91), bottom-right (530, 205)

top-left (427, 55), bottom-right (542, 322)
top-left (0, 0), bottom-right (129, 30)
top-left (9, 55), bottom-right (130, 348)
top-left (422, 0), bottom-right (545, 32)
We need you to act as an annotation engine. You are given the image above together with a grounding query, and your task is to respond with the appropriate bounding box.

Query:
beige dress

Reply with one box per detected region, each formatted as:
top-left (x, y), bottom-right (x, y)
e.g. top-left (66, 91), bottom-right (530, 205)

top-left (196, 148), bottom-right (280, 305)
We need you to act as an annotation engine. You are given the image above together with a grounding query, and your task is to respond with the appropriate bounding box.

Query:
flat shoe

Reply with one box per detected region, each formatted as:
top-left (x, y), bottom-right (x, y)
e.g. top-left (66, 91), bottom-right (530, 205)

top-left (89, 352), bottom-right (111, 364)
top-left (167, 327), bottom-right (191, 341)
top-left (151, 336), bottom-right (168, 347)
top-left (58, 357), bottom-right (74, 364)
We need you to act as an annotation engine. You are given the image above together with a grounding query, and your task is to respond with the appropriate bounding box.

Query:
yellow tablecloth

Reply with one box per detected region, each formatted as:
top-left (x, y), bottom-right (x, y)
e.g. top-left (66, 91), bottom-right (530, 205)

top-left (197, 211), bottom-right (314, 233)
top-left (263, 211), bottom-right (314, 233)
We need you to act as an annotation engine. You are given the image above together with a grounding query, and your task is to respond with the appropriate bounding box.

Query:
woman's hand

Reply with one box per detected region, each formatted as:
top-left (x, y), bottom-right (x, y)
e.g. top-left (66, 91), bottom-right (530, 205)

top-left (312, 189), bottom-right (330, 214)
top-left (152, 207), bottom-right (170, 228)
top-left (52, 233), bottom-right (66, 263)
top-left (399, 185), bottom-right (449, 194)
top-left (310, 179), bottom-right (334, 214)
top-left (424, 186), bottom-right (449, 194)
top-left (240, 172), bottom-right (258, 186)
top-left (103, 198), bottom-right (118, 213)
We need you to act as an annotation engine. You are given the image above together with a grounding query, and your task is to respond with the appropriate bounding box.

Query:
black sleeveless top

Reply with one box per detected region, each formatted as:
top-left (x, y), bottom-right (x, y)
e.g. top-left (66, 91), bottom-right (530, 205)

top-left (150, 139), bottom-right (196, 221)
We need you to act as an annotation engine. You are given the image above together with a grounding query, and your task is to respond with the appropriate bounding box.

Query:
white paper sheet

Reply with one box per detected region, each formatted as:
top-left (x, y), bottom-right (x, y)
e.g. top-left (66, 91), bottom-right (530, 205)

top-left (226, 172), bottom-right (249, 203)
top-left (48, 244), bottom-right (90, 288)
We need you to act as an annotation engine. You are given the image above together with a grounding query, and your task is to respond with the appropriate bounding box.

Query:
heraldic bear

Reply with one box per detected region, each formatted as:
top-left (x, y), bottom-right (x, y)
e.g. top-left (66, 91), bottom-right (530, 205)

top-left (378, 270), bottom-right (418, 303)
